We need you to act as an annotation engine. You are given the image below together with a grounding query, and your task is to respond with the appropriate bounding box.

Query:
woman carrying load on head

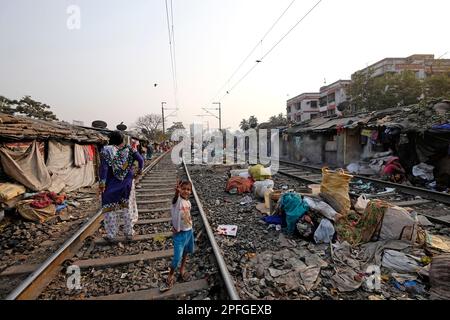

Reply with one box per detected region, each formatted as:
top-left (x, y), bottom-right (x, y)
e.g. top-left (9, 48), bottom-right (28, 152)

top-left (99, 131), bottom-right (144, 241)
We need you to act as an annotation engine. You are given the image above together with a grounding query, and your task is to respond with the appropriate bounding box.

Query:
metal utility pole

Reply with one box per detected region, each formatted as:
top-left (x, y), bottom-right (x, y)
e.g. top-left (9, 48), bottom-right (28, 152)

top-left (202, 102), bottom-right (222, 131)
top-left (161, 102), bottom-right (167, 135)
top-left (213, 102), bottom-right (222, 130)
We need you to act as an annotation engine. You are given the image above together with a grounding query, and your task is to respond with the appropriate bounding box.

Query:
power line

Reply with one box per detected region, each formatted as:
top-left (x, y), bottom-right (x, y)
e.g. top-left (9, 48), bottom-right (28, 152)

top-left (210, 0), bottom-right (298, 103)
top-left (165, 0), bottom-right (179, 109)
top-left (170, 0), bottom-right (179, 108)
top-left (220, 0), bottom-right (323, 100)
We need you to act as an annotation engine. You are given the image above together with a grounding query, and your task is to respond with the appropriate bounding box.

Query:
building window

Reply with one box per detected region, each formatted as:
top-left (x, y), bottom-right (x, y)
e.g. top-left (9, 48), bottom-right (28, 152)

top-left (319, 96), bottom-right (327, 107)
top-left (295, 103), bottom-right (301, 111)
top-left (287, 106), bottom-right (291, 113)
top-left (310, 100), bottom-right (318, 108)
top-left (328, 92), bottom-right (335, 103)
top-left (295, 115), bottom-right (301, 122)
top-left (311, 113), bottom-right (318, 119)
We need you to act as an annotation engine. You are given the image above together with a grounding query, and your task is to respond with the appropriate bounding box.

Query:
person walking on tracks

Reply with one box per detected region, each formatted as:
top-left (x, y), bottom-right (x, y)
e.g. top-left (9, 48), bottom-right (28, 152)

top-left (99, 131), bottom-right (144, 241)
top-left (160, 180), bottom-right (195, 291)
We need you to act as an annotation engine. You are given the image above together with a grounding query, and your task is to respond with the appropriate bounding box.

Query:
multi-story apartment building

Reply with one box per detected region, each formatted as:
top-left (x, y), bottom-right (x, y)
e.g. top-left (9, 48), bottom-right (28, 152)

top-left (286, 93), bottom-right (320, 123)
top-left (353, 54), bottom-right (450, 79)
top-left (318, 80), bottom-right (351, 117)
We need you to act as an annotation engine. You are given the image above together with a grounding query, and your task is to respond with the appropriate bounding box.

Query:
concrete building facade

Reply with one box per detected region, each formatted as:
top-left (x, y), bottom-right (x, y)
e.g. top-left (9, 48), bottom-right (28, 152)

top-left (318, 80), bottom-right (351, 117)
top-left (286, 93), bottom-right (320, 123)
top-left (353, 54), bottom-right (450, 79)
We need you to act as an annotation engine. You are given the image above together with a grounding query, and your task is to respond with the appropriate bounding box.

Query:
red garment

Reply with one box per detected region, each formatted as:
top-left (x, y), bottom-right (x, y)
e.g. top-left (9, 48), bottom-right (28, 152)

top-left (226, 177), bottom-right (254, 194)
top-left (30, 192), bottom-right (66, 208)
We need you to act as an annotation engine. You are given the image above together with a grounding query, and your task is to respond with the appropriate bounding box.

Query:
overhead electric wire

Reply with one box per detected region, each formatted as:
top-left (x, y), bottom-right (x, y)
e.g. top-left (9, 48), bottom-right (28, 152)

top-left (170, 0), bottom-right (179, 108)
top-left (210, 0), bottom-right (298, 104)
top-left (165, 0), bottom-right (179, 110)
top-left (219, 0), bottom-right (323, 100)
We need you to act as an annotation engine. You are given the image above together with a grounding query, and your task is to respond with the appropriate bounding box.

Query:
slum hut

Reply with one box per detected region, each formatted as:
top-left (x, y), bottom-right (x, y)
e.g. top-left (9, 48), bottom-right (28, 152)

top-left (280, 115), bottom-right (370, 167)
top-left (357, 102), bottom-right (450, 190)
top-left (0, 113), bottom-right (109, 211)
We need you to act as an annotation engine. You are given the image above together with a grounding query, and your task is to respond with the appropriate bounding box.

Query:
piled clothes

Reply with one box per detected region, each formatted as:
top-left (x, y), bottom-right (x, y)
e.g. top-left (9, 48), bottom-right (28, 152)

top-left (16, 191), bottom-right (67, 223)
top-left (226, 176), bottom-right (254, 194)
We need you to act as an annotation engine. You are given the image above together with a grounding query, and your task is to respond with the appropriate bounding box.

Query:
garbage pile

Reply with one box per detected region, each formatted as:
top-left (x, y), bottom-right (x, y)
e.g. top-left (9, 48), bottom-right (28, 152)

top-left (226, 164), bottom-right (450, 300)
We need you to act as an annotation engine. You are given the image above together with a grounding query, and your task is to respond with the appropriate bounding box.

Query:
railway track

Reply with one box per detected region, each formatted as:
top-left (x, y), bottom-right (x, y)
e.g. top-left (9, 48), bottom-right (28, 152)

top-left (278, 160), bottom-right (450, 227)
top-left (3, 151), bottom-right (239, 300)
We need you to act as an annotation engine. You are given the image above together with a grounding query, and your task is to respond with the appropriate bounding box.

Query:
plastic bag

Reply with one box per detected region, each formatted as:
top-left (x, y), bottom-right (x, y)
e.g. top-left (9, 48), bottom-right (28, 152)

top-left (253, 180), bottom-right (274, 199)
top-left (320, 168), bottom-right (353, 214)
top-left (314, 219), bottom-right (335, 244)
top-left (412, 163), bottom-right (434, 181)
top-left (381, 250), bottom-right (420, 273)
top-left (304, 196), bottom-right (338, 221)
top-left (248, 164), bottom-right (271, 181)
top-left (354, 195), bottom-right (370, 214)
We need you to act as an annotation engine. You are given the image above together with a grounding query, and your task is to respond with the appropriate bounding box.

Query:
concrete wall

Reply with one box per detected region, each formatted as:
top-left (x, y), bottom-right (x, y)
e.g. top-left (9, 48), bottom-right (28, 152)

top-left (280, 133), bottom-right (326, 164)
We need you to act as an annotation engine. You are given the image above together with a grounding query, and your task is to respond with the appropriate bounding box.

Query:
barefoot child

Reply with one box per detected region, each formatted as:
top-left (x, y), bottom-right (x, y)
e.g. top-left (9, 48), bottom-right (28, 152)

top-left (161, 180), bottom-right (194, 291)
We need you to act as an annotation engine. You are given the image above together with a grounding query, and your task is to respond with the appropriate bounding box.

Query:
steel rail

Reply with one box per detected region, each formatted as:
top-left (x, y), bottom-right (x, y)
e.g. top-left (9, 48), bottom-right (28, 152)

top-left (6, 151), bottom-right (169, 300)
top-left (182, 160), bottom-right (240, 300)
top-left (279, 159), bottom-right (450, 205)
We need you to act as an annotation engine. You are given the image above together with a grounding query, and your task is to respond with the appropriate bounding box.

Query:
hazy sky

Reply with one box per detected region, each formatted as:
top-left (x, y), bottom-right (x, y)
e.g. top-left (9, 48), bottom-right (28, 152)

top-left (1, 0), bottom-right (449, 131)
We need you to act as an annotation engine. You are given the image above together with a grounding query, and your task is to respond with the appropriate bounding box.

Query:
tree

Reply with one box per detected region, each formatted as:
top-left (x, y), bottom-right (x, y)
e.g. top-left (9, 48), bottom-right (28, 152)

top-left (424, 74), bottom-right (450, 99)
top-left (0, 95), bottom-right (58, 120)
top-left (134, 114), bottom-right (163, 141)
top-left (267, 113), bottom-right (288, 127)
top-left (248, 115), bottom-right (258, 129)
top-left (347, 70), bottom-right (423, 112)
top-left (166, 121), bottom-right (186, 138)
top-left (239, 119), bottom-right (250, 131)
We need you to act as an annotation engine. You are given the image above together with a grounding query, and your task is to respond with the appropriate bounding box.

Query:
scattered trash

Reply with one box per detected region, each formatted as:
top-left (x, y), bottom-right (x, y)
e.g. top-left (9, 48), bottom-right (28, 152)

top-left (217, 225), bottom-right (238, 236)
top-left (240, 196), bottom-right (253, 205)
top-left (120, 273), bottom-right (128, 279)
top-left (429, 254), bottom-right (450, 300)
top-left (377, 187), bottom-right (396, 195)
top-left (412, 163), bottom-right (434, 181)
top-left (354, 194), bottom-right (370, 214)
top-left (153, 235), bottom-right (167, 244)
top-left (304, 196), bottom-right (338, 221)
top-left (314, 219), bottom-right (335, 244)
top-left (382, 250), bottom-right (421, 273)
top-left (253, 180), bottom-right (274, 199)
top-left (0, 210), bottom-right (4, 223)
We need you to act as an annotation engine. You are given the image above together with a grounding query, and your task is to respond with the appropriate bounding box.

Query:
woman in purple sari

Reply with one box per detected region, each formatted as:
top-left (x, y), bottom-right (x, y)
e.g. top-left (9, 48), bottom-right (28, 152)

top-left (99, 131), bottom-right (144, 241)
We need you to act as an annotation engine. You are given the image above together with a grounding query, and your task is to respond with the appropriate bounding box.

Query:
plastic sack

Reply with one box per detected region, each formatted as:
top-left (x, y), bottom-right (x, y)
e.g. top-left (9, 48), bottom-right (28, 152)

top-left (381, 250), bottom-right (420, 273)
top-left (248, 164), bottom-right (271, 181)
top-left (253, 180), bottom-right (274, 199)
top-left (320, 167), bottom-right (352, 214)
top-left (0, 183), bottom-right (26, 201)
top-left (314, 219), bottom-right (335, 244)
top-left (304, 196), bottom-right (338, 221)
top-left (354, 195), bottom-right (370, 214)
top-left (226, 177), bottom-right (254, 194)
top-left (379, 206), bottom-right (416, 241)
